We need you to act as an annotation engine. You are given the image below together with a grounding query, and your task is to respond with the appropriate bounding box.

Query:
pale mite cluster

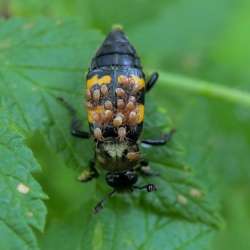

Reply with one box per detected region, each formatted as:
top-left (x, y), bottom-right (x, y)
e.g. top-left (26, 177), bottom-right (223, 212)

top-left (86, 75), bottom-right (140, 146)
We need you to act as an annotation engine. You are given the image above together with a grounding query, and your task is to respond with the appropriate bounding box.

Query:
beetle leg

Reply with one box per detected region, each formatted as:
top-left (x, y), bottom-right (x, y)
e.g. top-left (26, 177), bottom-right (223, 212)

top-left (78, 160), bottom-right (99, 182)
top-left (141, 128), bottom-right (176, 146)
top-left (57, 97), bottom-right (90, 139)
top-left (94, 189), bottom-right (116, 214)
top-left (146, 72), bottom-right (159, 92)
top-left (133, 183), bottom-right (157, 192)
top-left (138, 160), bottom-right (159, 177)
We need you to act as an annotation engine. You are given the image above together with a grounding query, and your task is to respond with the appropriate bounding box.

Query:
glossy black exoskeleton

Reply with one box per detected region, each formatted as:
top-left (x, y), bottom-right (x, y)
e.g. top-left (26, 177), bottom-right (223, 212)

top-left (58, 27), bottom-right (174, 213)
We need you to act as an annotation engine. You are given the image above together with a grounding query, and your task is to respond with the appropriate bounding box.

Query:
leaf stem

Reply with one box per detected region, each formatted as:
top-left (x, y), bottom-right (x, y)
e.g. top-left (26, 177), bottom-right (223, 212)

top-left (156, 71), bottom-right (250, 107)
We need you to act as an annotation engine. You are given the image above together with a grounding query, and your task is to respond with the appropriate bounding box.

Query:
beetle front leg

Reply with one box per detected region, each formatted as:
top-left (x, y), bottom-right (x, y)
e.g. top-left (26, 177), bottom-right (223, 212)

top-left (141, 129), bottom-right (176, 146)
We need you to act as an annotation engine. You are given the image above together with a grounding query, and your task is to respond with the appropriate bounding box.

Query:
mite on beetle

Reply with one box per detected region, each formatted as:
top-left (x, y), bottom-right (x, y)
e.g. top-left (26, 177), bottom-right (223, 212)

top-left (58, 27), bottom-right (175, 213)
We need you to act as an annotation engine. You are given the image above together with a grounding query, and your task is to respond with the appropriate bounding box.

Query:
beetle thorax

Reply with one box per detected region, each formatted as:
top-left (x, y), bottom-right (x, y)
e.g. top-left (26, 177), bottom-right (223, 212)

top-left (96, 141), bottom-right (140, 171)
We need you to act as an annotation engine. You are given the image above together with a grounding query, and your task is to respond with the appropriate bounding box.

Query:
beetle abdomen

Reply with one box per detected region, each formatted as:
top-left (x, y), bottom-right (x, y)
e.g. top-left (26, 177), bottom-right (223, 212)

top-left (86, 28), bottom-right (145, 142)
top-left (90, 27), bottom-right (141, 70)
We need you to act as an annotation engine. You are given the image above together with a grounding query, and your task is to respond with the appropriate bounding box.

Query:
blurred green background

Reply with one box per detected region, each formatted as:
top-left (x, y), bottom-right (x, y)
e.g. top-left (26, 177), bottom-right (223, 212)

top-left (1, 0), bottom-right (250, 249)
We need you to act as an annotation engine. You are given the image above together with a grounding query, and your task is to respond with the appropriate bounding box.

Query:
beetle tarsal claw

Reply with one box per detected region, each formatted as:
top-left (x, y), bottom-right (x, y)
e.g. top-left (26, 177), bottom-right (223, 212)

top-left (146, 184), bottom-right (157, 192)
top-left (133, 184), bottom-right (157, 192)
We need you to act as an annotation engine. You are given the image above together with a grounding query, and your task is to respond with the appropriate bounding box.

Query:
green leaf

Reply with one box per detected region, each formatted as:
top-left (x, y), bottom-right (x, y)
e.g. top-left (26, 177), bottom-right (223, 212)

top-left (0, 104), bottom-right (46, 250)
top-left (124, 3), bottom-right (250, 249)
top-left (4, 0), bottom-right (250, 249)
top-left (0, 18), bottom-right (221, 250)
top-left (7, 0), bottom-right (170, 31)
top-left (155, 71), bottom-right (250, 107)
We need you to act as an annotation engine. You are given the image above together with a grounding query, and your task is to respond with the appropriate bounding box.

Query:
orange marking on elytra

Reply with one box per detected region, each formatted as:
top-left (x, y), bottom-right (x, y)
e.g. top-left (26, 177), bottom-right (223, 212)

top-left (88, 105), bottom-right (105, 123)
top-left (129, 75), bottom-right (145, 89)
top-left (136, 104), bottom-right (144, 123)
top-left (127, 104), bottom-right (144, 125)
top-left (118, 75), bottom-right (145, 90)
top-left (87, 75), bottom-right (112, 89)
top-left (118, 75), bottom-right (129, 85)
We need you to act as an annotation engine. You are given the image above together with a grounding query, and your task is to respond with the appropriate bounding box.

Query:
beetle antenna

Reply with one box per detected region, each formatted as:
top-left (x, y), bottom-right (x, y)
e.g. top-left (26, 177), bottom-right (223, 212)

top-left (133, 183), bottom-right (157, 192)
top-left (93, 189), bottom-right (116, 214)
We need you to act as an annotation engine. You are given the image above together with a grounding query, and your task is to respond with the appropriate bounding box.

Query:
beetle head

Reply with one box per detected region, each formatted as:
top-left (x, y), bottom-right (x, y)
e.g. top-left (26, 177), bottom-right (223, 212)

top-left (105, 170), bottom-right (138, 190)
